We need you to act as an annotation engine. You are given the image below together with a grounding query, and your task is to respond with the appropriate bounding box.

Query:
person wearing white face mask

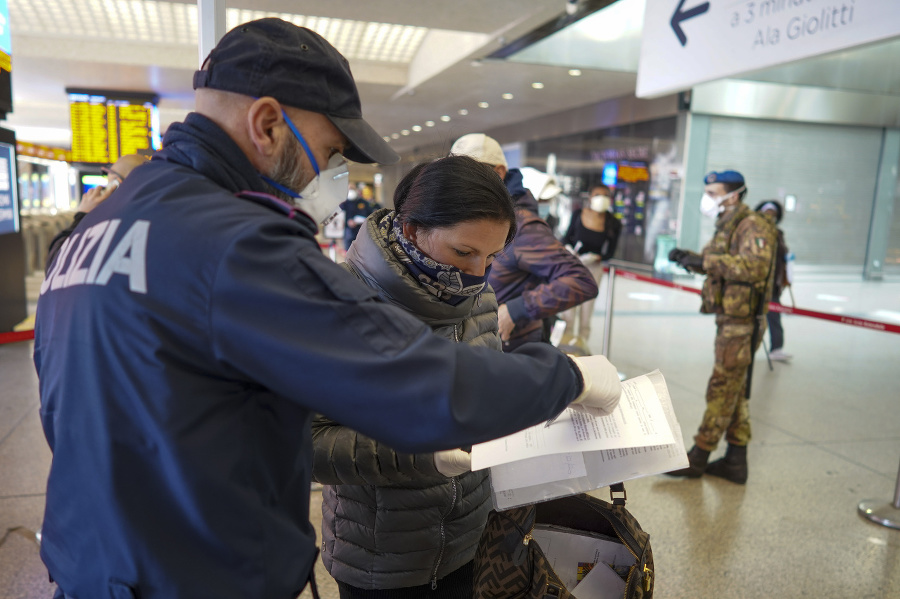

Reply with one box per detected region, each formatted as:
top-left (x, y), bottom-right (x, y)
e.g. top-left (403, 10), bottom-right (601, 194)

top-left (665, 170), bottom-right (777, 485)
top-left (559, 184), bottom-right (623, 352)
top-left (34, 19), bottom-right (622, 599)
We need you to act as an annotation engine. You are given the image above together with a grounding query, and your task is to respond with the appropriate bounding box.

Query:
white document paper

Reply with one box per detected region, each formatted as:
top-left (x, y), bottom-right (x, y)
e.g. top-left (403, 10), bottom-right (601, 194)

top-left (489, 453), bottom-right (587, 491)
top-left (485, 371), bottom-right (690, 510)
top-left (571, 561), bottom-right (627, 599)
top-left (472, 372), bottom-right (675, 471)
top-left (531, 526), bottom-right (633, 592)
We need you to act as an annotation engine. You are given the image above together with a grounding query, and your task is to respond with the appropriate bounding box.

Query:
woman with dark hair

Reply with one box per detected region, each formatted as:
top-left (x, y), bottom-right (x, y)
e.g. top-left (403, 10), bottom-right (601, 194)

top-left (755, 199), bottom-right (792, 361)
top-left (559, 184), bottom-right (622, 353)
top-left (312, 154), bottom-right (517, 598)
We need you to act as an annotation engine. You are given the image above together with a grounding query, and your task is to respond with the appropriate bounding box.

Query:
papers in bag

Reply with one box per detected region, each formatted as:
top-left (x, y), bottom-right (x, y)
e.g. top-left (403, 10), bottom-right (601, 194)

top-left (531, 526), bottom-right (631, 599)
top-left (479, 370), bottom-right (689, 510)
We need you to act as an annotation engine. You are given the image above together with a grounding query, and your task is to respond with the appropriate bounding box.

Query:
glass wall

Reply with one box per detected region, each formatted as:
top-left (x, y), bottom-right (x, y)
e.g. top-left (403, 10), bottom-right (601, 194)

top-left (525, 117), bottom-right (681, 266)
top-left (701, 117), bottom-right (884, 267)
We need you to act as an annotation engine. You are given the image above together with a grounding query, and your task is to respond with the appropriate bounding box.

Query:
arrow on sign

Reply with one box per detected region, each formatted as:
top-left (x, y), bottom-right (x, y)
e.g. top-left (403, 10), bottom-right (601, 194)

top-left (670, 0), bottom-right (710, 47)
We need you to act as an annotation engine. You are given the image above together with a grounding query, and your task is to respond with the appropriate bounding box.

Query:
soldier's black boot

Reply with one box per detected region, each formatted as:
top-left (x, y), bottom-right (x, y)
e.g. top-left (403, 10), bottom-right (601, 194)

top-left (665, 445), bottom-right (710, 478)
top-left (705, 443), bottom-right (748, 484)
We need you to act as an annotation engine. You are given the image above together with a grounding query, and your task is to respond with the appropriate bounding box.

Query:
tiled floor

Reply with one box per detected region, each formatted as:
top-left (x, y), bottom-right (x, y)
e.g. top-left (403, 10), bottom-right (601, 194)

top-left (2, 270), bottom-right (899, 598)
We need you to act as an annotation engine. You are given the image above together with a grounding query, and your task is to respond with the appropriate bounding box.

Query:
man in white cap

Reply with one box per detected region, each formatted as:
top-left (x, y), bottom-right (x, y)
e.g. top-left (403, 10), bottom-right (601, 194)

top-left (451, 133), bottom-right (598, 350)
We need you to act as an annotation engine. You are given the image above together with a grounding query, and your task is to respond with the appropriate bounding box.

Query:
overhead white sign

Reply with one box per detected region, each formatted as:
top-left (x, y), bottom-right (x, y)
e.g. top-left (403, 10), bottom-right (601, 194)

top-left (637, 0), bottom-right (900, 98)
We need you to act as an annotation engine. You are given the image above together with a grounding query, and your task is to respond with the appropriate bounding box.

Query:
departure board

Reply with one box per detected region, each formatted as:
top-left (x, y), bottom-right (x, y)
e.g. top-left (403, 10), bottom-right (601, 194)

top-left (0, 0), bottom-right (13, 117)
top-left (67, 89), bottom-right (161, 164)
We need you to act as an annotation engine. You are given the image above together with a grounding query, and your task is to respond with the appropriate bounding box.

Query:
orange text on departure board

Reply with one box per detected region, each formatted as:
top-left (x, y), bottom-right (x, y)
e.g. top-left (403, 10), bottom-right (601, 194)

top-left (69, 93), bottom-right (155, 164)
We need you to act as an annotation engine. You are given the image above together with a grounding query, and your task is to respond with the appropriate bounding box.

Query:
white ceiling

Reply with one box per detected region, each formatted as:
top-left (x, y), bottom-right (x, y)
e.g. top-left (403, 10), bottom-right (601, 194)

top-left (6, 0), bottom-right (900, 161)
top-left (3, 0), bottom-right (642, 157)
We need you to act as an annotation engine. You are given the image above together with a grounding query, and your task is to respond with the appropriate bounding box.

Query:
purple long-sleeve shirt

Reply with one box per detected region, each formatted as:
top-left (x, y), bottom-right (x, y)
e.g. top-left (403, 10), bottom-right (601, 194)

top-left (489, 169), bottom-right (599, 350)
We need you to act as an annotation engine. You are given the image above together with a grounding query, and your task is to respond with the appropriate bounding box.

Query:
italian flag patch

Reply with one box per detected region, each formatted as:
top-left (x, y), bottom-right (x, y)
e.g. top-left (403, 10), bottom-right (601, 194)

top-left (755, 238), bottom-right (767, 249)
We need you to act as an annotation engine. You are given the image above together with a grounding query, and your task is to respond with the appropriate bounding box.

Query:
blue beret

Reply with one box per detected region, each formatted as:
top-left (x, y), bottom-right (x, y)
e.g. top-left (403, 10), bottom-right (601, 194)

top-left (704, 170), bottom-right (744, 185)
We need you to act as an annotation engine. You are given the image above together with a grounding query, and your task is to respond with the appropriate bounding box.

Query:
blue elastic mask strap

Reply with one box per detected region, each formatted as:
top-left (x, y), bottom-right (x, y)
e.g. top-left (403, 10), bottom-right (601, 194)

top-left (260, 175), bottom-right (302, 200)
top-left (281, 109), bottom-right (319, 176)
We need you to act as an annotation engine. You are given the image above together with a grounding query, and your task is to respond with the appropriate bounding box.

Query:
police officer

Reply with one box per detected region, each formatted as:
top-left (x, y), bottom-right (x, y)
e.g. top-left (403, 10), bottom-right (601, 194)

top-left (666, 170), bottom-right (776, 484)
top-left (34, 19), bottom-right (623, 599)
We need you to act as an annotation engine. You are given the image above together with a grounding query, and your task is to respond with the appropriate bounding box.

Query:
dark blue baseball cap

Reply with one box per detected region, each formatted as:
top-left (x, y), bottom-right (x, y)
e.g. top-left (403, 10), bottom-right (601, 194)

top-left (704, 170), bottom-right (744, 185)
top-left (193, 18), bottom-right (399, 165)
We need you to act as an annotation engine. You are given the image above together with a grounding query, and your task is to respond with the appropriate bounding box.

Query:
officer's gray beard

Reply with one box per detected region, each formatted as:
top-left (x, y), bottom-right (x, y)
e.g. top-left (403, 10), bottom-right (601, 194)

top-left (267, 135), bottom-right (313, 205)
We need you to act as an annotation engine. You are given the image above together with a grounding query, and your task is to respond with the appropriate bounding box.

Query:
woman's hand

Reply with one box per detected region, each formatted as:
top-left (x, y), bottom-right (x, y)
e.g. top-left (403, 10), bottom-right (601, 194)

top-left (497, 304), bottom-right (514, 341)
top-left (78, 179), bottom-right (119, 213)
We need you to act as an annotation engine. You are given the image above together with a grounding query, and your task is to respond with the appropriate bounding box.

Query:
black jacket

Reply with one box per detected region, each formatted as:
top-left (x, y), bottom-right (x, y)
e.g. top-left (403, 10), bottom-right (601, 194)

top-left (563, 209), bottom-right (622, 261)
top-left (313, 210), bottom-right (498, 589)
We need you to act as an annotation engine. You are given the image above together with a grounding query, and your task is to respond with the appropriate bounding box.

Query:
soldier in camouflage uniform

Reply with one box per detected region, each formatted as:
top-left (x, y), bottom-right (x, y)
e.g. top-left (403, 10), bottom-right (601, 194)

top-left (665, 170), bottom-right (777, 484)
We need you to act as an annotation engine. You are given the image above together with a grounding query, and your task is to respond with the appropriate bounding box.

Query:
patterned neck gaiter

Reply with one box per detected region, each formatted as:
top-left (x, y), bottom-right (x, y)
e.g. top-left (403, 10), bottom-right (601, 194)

top-left (377, 211), bottom-right (489, 306)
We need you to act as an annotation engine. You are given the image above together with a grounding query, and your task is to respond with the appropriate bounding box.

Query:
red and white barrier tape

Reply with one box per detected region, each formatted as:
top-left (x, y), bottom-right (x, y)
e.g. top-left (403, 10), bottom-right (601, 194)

top-left (0, 329), bottom-right (35, 345)
top-left (612, 267), bottom-right (900, 336)
top-left (615, 269), bottom-right (702, 296)
top-left (3, 270), bottom-right (897, 344)
top-left (766, 302), bottom-right (900, 335)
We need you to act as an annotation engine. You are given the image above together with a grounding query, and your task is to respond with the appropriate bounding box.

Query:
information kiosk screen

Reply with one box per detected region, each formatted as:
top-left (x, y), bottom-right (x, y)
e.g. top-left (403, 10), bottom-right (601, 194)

top-left (0, 141), bottom-right (19, 236)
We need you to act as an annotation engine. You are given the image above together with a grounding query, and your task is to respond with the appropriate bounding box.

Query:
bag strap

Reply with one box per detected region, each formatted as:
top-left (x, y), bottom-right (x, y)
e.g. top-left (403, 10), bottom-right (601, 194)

top-left (610, 482), bottom-right (626, 506)
top-left (606, 484), bottom-right (655, 593)
top-left (303, 548), bottom-right (321, 599)
top-left (493, 506), bottom-right (537, 538)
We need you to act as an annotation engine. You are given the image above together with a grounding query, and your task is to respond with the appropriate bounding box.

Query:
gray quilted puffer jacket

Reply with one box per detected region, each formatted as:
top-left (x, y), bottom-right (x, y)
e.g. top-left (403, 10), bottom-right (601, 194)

top-left (312, 209), bottom-right (500, 590)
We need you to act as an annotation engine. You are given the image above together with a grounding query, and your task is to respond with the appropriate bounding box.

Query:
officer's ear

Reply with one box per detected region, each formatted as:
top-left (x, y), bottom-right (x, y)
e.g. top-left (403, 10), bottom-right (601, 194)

top-left (246, 98), bottom-right (286, 160)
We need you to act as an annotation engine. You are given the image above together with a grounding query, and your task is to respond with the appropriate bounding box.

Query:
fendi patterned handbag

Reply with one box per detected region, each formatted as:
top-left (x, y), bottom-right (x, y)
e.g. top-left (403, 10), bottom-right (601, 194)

top-left (474, 485), bottom-right (653, 598)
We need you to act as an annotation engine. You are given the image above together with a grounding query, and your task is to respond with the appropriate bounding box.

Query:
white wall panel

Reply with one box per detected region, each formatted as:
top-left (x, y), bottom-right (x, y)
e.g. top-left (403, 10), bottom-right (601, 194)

top-left (701, 117), bottom-right (883, 267)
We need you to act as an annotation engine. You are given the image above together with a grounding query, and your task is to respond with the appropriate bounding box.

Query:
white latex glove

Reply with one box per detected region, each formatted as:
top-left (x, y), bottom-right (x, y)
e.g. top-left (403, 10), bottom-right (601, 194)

top-left (570, 355), bottom-right (622, 415)
top-left (434, 449), bottom-right (471, 477)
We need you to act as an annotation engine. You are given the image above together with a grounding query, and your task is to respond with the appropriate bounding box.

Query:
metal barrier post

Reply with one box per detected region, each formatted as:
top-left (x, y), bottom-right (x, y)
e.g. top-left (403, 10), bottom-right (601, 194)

top-left (601, 265), bottom-right (615, 358)
top-left (858, 456), bottom-right (900, 530)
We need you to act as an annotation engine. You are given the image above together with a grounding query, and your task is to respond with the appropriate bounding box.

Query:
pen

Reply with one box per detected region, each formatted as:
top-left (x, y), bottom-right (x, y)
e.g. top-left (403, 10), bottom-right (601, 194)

top-left (544, 409), bottom-right (566, 428)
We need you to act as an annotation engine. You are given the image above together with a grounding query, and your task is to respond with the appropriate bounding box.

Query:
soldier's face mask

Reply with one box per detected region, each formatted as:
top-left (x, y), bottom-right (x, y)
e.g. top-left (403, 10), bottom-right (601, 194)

top-left (700, 186), bottom-right (745, 219)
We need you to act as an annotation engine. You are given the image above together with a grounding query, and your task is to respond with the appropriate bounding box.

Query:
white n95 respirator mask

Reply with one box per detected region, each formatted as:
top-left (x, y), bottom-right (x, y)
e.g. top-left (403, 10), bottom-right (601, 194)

top-left (699, 193), bottom-right (723, 219)
top-left (261, 109), bottom-right (351, 224)
top-left (294, 153), bottom-right (350, 225)
top-left (699, 186), bottom-right (745, 219)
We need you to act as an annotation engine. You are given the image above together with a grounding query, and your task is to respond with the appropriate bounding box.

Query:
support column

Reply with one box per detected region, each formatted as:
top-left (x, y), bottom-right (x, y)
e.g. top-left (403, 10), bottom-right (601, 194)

top-left (864, 128), bottom-right (900, 281)
top-left (197, 0), bottom-right (226, 68)
top-left (677, 113), bottom-right (711, 252)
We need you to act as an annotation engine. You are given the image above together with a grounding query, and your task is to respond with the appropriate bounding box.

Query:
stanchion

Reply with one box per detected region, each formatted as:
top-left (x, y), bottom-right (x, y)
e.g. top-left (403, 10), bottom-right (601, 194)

top-left (858, 457), bottom-right (900, 530)
top-left (601, 265), bottom-right (615, 358)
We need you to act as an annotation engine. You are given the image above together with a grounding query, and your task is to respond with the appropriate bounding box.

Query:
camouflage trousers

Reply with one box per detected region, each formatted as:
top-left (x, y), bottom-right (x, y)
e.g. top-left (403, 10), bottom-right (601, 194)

top-left (695, 316), bottom-right (766, 451)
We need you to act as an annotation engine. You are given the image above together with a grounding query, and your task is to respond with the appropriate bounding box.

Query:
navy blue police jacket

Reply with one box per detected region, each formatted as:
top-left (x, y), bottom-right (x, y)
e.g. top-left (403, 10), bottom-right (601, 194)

top-left (33, 113), bottom-right (580, 599)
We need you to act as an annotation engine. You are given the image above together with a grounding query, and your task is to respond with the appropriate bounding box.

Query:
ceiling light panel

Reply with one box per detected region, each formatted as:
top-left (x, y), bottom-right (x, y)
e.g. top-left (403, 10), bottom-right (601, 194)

top-left (10, 0), bottom-right (427, 62)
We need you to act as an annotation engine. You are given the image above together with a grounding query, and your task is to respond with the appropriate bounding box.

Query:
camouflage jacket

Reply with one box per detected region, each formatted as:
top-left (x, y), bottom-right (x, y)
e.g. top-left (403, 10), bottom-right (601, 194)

top-left (689, 203), bottom-right (777, 319)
